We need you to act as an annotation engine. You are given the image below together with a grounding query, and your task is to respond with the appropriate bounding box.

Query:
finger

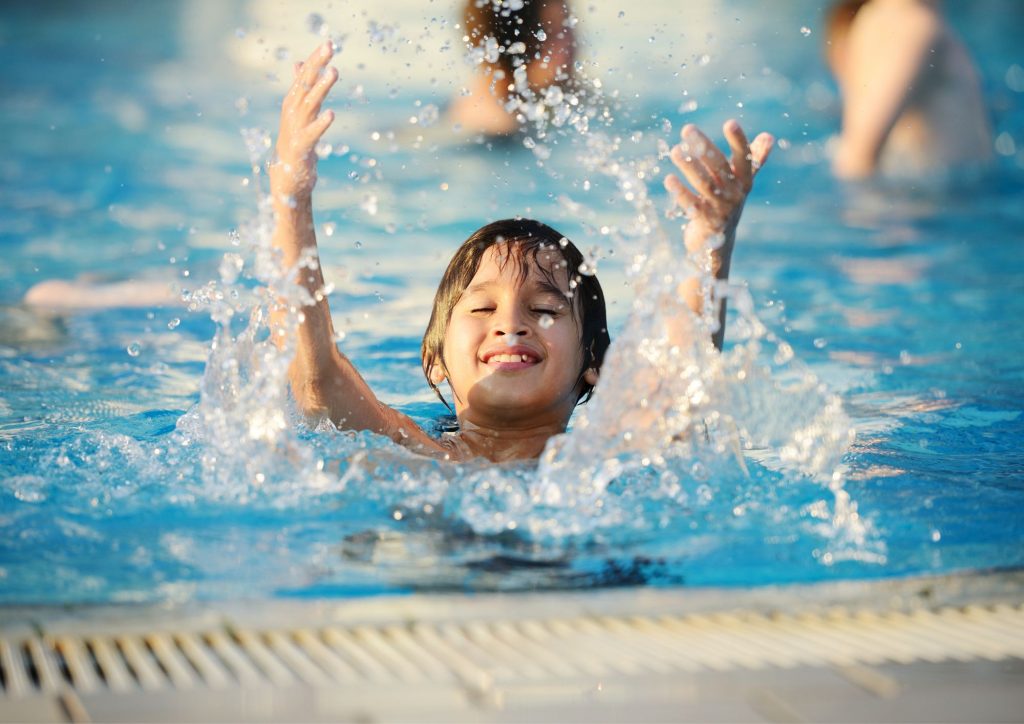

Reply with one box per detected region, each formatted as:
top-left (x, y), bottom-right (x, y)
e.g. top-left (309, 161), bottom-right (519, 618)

top-left (749, 132), bottom-right (775, 176)
top-left (293, 61), bottom-right (303, 80)
top-left (302, 109), bottom-right (335, 145)
top-left (670, 140), bottom-right (724, 211)
top-left (302, 65), bottom-right (338, 114)
top-left (663, 174), bottom-right (706, 217)
top-left (723, 119), bottom-right (752, 189)
top-left (298, 41), bottom-right (334, 91)
top-left (681, 124), bottom-right (734, 188)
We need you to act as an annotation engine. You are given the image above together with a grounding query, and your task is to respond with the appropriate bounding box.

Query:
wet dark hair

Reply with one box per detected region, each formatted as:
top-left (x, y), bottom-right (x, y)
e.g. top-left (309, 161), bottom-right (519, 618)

top-left (421, 218), bottom-right (609, 411)
top-left (462, 0), bottom-right (576, 89)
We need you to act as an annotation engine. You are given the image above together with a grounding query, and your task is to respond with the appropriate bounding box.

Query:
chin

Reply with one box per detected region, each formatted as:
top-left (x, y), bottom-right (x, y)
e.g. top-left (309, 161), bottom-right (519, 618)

top-left (465, 384), bottom-right (548, 417)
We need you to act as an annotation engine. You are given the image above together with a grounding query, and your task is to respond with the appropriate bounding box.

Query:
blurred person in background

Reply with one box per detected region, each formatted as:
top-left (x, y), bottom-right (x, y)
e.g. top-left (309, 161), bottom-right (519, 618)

top-left (449, 0), bottom-right (576, 136)
top-left (825, 0), bottom-right (992, 179)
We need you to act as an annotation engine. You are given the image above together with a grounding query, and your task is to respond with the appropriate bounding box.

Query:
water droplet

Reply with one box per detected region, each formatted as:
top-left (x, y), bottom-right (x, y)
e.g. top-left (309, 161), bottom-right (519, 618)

top-left (930, 529), bottom-right (941, 542)
top-left (1006, 63), bottom-right (1024, 92)
top-left (275, 46), bottom-right (290, 61)
top-left (618, 10), bottom-right (625, 18)
top-left (167, 317), bottom-right (181, 330)
top-left (813, 337), bottom-right (827, 349)
top-left (535, 29), bottom-right (547, 41)
top-left (543, 85), bottom-right (564, 107)
top-left (126, 341), bottom-right (142, 357)
top-left (323, 222), bottom-right (336, 237)
top-left (698, 54), bottom-right (711, 66)
top-left (800, 26), bottom-right (812, 37)
top-left (539, 314), bottom-right (554, 329)
top-left (416, 103), bottom-right (440, 127)
top-left (773, 342), bottom-right (794, 365)
top-left (360, 194), bottom-right (378, 216)
top-left (558, 237), bottom-right (569, 248)
top-left (219, 253), bottom-right (244, 284)
top-left (995, 132), bottom-right (1016, 157)
top-left (307, 13), bottom-right (325, 35)
top-left (315, 141), bottom-right (333, 159)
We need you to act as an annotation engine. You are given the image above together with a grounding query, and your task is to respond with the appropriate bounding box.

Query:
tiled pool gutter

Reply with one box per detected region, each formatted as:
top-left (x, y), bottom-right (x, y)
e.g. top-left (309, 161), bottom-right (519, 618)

top-left (2, 570), bottom-right (1022, 722)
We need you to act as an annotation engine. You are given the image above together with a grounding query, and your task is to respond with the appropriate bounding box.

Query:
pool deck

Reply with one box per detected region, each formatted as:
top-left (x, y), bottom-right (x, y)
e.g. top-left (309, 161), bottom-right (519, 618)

top-left (2, 570), bottom-right (1022, 722)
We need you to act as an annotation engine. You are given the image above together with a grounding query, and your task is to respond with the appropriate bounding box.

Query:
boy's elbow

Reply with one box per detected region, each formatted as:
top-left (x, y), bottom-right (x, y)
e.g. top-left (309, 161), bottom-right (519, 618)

top-left (290, 375), bottom-right (333, 421)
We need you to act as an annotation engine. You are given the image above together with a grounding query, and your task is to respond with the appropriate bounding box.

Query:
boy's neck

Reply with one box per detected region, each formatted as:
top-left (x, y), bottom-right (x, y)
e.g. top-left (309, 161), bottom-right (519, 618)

top-left (450, 417), bottom-right (568, 462)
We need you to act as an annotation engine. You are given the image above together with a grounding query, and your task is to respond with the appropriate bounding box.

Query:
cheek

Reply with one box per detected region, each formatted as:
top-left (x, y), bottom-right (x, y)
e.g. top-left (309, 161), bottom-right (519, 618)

top-left (545, 324), bottom-right (585, 369)
top-left (442, 318), bottom-right (483, 375)
top-left (445, 318), bottom-right (477, 351)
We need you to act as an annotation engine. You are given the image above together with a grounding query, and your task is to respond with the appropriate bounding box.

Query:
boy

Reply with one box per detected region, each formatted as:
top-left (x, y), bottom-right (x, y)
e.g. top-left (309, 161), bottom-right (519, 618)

top-left (269, 42), bottom-right (772, 462)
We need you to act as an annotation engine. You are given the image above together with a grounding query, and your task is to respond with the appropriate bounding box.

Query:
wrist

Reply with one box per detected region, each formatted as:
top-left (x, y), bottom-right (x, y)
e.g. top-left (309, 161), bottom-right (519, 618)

top-left (270, 186), bottom-right (312, 213)
top-left (268, 163), bottom-right (314, 207)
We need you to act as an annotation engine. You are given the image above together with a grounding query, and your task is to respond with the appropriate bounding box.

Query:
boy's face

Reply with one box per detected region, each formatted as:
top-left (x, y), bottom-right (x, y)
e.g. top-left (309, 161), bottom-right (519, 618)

top-left (439, 244), bottom-right (596, 428)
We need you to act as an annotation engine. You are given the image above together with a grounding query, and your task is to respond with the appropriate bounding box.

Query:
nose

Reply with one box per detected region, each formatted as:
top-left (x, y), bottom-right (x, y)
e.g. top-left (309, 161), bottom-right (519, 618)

top-left (490, 306), bottom-right (530, 339)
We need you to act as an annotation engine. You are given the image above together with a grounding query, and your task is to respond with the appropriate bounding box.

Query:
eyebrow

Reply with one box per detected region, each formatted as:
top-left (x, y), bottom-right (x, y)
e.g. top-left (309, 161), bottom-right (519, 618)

top-left (463, 281), bottom-right (496, 295)
top-left (533, 280), bottom-right (570, 299)
top-left (462, 279), bottom-right (568, 298)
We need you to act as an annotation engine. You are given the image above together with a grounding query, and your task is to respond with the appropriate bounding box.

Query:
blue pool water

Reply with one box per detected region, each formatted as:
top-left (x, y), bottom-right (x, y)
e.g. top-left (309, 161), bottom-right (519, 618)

top-left (1, 1), bottom-right (1023, 604)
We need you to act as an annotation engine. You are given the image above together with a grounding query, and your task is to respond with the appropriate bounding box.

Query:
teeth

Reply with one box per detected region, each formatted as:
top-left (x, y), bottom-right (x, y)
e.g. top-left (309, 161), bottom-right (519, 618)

top-left (490, 353), bottom-right (534, 364)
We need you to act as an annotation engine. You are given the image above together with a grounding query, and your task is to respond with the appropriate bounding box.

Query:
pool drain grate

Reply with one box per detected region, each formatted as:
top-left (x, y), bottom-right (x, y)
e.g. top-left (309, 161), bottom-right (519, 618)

top-left (1, 602), bottom-right (1022, 702)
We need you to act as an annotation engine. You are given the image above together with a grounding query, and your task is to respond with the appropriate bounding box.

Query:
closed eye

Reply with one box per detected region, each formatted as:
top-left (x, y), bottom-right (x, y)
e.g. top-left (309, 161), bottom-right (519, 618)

top-left (470, 307), bottom-right (495, 314)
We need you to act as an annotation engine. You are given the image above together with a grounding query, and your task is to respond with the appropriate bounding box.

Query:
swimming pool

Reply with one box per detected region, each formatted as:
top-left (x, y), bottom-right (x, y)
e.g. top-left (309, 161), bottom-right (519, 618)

top-left (1, 0), bottom-right (1022, 605)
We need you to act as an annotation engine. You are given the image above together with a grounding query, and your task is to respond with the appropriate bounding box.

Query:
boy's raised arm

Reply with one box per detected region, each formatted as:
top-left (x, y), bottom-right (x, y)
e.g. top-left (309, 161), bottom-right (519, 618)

top-left (664, 120), bottom-right (773, 349)
top-left (268, 42), bottom-right (442, 455)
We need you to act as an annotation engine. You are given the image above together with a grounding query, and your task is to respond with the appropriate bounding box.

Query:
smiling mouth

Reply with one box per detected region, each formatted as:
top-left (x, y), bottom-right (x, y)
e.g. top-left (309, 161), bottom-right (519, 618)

top-left (482, 351), bottom-right (541, 369)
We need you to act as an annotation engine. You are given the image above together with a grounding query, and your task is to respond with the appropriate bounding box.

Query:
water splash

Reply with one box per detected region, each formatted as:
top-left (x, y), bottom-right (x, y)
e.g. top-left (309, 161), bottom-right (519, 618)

top-left (125, 19), bottom-right (884, 585)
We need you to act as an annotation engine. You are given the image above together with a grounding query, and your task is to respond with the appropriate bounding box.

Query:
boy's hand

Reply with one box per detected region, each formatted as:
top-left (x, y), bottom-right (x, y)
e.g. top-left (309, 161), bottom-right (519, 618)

top-left (269, 41), bottom-right (339, 205)
top-left (663, 120), bottom-right (773, 257)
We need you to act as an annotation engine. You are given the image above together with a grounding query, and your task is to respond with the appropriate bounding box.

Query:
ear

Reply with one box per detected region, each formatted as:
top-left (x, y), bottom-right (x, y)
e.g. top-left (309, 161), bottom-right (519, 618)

top-left (583, 367), bottom-right (599, 386)
top-left (428, 364), bottom-right (446, 386)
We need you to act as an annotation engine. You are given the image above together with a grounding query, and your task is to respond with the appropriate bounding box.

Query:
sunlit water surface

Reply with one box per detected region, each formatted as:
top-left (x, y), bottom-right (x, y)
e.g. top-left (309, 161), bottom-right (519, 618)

top-left (1, 1), bottom-right (1023, 603)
